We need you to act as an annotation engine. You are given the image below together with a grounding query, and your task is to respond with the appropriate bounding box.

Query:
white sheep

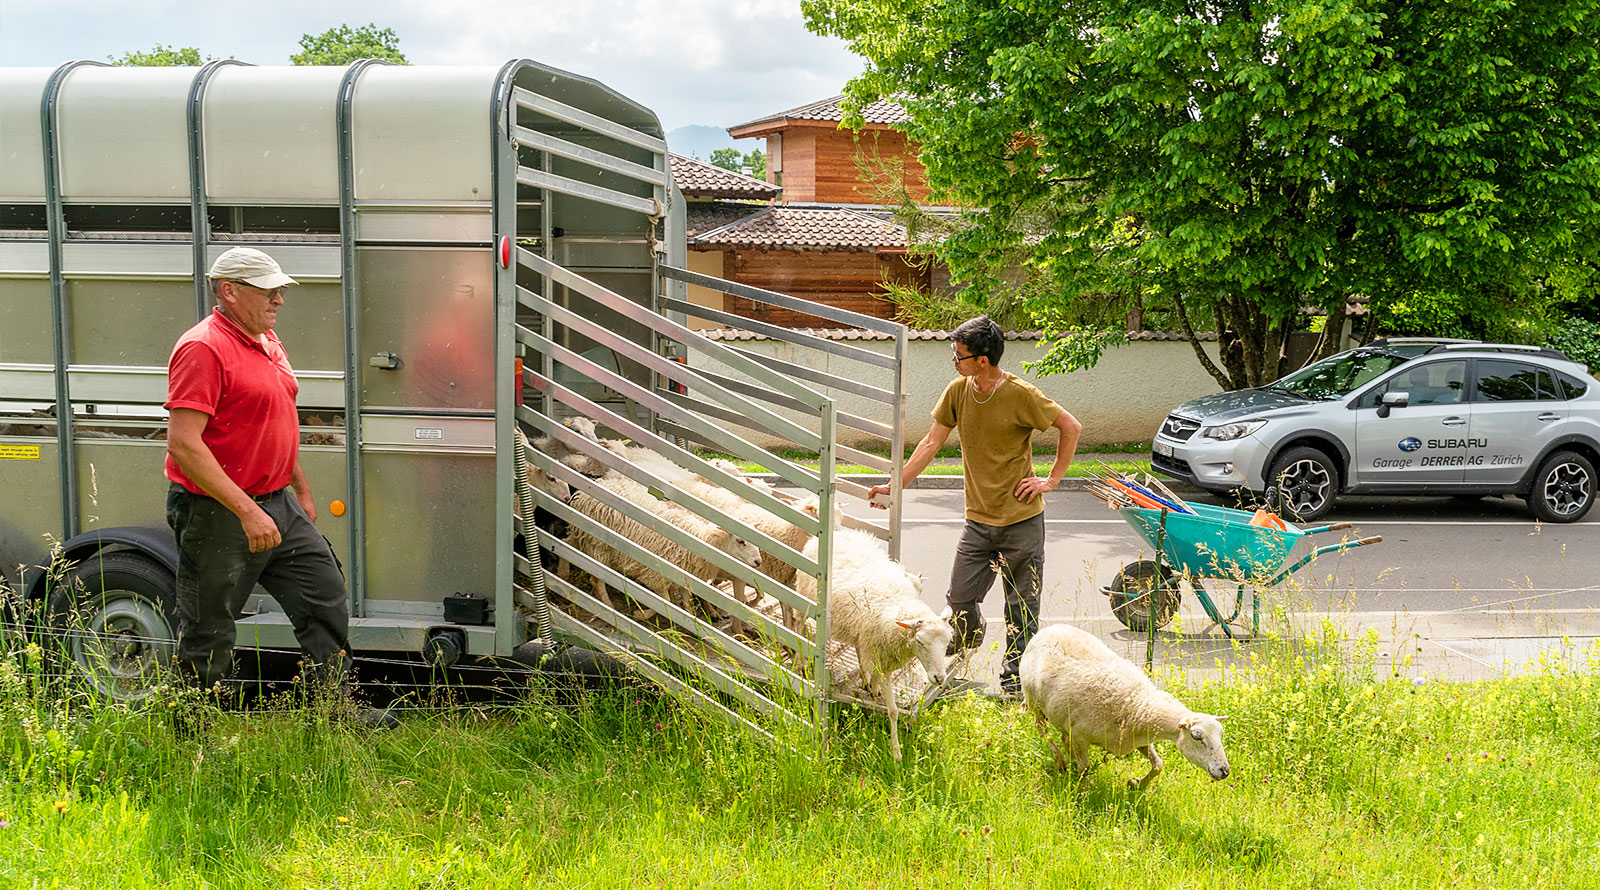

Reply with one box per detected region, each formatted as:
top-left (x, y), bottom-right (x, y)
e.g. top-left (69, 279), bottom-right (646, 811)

top-left (530, 416), bottom-right (611, 476)
top-left (561, 471), bottom-right (763, 620)
top-left (613, 446), bottom-right (818, 638)
top-left (797, 525), bottom-right (950, 762)
top-left (1020, 624), bottom-right (1230, 790)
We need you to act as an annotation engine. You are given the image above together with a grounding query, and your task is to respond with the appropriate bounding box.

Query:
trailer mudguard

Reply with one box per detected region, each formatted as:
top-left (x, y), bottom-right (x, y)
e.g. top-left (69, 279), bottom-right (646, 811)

top-left (23, 526), bottom-right (178, 604)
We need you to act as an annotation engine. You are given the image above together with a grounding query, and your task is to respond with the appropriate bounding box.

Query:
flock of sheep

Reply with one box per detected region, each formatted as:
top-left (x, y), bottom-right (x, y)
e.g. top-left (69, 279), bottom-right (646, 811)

top-left (518, 419), bottom-right (1230, 787)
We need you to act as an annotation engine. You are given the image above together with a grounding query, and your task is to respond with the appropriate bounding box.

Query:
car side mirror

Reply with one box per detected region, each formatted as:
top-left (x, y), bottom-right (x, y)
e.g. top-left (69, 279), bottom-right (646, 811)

top-left (1376, 390), bottom-right (1409, 419)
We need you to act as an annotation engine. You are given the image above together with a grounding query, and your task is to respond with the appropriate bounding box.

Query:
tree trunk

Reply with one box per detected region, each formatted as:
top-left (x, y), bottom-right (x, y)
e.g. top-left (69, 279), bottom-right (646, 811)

top-left (1212, 297), bottom-right (1250, 388)
top-left (1308, 298), bottom-right (1350, 363)
top-left (1173, 293), bottom-right (1234, 389)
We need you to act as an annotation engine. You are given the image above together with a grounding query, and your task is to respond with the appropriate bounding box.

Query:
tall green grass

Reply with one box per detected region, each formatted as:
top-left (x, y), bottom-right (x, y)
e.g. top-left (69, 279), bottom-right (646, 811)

top-left (2, 622), bottom-right (1596, 888)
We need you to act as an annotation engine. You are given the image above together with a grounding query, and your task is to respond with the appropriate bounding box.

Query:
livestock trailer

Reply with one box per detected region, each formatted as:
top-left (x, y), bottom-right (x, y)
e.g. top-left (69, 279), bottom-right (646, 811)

top-left (0, 61), bottom-right (910, 739)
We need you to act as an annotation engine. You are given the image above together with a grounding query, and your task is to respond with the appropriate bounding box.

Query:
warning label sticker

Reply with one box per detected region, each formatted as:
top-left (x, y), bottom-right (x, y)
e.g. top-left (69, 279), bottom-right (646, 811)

top-left (0, 445), bottom-right (42, 460)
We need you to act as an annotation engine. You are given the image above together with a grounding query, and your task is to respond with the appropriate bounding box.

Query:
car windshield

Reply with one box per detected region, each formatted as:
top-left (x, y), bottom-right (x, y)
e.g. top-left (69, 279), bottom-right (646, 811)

top-left (1269, 349), bottom-right (1413, 400)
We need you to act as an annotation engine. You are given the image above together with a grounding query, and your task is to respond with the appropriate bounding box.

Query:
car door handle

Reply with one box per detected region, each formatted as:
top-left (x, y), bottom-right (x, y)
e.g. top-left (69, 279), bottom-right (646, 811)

top-left (1538, 412), bottom-right (1561, 422)
top-left (1442, 417), bottom-right (1466, 426)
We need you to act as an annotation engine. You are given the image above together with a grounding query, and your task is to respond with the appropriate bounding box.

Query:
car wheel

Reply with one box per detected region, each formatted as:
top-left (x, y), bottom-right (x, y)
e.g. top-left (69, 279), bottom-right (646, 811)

top-left (1265, 446), bottom-right (1338, 522)
top-left (1527, 451), bottom-right (1595, 524)
top-left (1108, 560), bottom-right (1180, 632)
top-left (46, 550), bottom-right (178, 701)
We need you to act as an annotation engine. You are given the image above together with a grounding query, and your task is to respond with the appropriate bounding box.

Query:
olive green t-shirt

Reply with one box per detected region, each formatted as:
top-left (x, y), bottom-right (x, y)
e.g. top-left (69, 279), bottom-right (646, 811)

top-left (933, 372), bottom-right (1064, 526)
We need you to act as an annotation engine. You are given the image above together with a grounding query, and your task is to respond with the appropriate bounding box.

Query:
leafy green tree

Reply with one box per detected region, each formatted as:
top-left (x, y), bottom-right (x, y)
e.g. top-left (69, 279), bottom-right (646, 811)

top-left (805, 0), bottom-right (1600, 388)
top-left (290, 24), bottom-right (408, 66)
top-left (110, 45), bottom-right (209, 66)
top-left (709, 148), bottom-right (767, 180)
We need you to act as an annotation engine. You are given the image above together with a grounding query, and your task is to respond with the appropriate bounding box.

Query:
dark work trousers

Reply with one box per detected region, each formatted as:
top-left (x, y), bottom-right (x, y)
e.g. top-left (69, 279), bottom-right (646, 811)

top-left (947, 512), bottom-right (1045, 691)
top-left (166, 483), bottom-right (349, 690)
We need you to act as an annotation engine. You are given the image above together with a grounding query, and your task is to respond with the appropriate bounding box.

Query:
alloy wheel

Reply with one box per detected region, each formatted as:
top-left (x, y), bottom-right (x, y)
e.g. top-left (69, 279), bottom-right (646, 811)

top-left (1541, 461), bottom-right (1593, 519)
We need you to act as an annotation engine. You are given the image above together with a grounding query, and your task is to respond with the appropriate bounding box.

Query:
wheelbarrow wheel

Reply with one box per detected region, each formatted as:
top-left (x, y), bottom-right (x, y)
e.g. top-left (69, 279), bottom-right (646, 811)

top-left (1108, 561), bottom-right (1180, 632)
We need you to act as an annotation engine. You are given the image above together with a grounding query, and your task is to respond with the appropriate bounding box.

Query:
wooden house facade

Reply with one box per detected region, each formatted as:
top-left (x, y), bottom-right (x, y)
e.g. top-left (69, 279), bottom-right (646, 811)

top-left (674, 95), bottom-right (948, 328)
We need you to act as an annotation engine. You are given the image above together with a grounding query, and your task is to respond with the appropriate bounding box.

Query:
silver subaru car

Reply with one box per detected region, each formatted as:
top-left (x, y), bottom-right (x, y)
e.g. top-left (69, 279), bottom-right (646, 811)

top-left (1152, 338), bottom-right (1600, 522)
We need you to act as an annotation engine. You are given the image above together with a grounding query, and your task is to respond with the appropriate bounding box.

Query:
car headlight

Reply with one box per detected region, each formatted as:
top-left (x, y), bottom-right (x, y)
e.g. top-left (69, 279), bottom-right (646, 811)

top-left (1202, 420), bottom-right (1266, 441)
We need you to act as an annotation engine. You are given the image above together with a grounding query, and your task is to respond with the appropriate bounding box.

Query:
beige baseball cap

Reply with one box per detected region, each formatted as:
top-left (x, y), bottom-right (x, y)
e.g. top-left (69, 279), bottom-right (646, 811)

top-left (206, 247), bottom-right (297, 289)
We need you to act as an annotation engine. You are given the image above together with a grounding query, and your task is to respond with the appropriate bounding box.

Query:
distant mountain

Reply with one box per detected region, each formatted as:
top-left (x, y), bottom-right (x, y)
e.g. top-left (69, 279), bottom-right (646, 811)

top-left (666, 124), bottom-right (750, 160)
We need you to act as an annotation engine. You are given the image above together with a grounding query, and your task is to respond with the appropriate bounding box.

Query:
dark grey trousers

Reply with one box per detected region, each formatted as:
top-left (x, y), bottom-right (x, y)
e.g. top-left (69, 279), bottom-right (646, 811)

top-left (947, 512), bottom-right (1045, 690)
top-left (166, 483), bottom-right (349, 690)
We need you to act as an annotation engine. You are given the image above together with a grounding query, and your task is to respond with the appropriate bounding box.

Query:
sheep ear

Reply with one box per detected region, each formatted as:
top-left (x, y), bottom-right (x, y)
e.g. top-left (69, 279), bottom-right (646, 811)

top-left (896, 618), bottom-right (923, 632)
top-left (1177, 718), bottom-right (1191, 730)
top-left (1215, 715), bottom-right (1229, 722)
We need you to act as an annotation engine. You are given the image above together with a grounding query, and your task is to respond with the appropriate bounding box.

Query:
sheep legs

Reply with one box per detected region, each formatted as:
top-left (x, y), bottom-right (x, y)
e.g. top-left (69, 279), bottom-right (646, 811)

top-left (1129, 744), bottom-right (1164, 791)
top-left (881, 670), bottom-right (901, 763)
top-left (1033, 711), bottom-right (1072, 772)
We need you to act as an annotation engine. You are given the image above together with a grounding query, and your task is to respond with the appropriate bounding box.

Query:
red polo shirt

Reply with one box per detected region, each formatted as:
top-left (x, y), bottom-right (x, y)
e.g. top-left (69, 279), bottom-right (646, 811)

top-left (165, 308), bottom-right (300, 496)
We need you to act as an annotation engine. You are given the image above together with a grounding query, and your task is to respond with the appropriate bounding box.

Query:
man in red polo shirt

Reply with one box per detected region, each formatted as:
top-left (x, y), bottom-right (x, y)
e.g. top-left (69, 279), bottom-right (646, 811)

top-left (165, 247), bottom-right (349, 694)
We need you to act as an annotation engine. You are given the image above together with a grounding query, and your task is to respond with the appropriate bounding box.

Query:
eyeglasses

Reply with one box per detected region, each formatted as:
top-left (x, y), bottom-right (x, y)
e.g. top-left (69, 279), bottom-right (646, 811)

top-left (230, 281), bottom-right (283, 300)
top-left (952, 351), bottom-right (977, 364)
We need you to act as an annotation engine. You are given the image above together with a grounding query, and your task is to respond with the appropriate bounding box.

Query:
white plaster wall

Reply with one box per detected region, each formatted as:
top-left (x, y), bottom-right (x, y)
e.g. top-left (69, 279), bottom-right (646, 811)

top-left (682, 251), bottom-right (726, 330)
top-left (687, 336), bottom-right (1225, 451)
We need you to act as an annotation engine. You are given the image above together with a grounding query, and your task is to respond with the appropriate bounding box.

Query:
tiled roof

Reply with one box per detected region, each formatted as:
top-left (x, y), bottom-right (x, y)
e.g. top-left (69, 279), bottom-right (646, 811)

top-left (686, 201), bottom-right (767, 239)
top-left (669, 153), bottom-right (781, 199)
top-left (690, 205), bottom-right (909, 252)
top-left (729, 95), bottom-right (910, 133)
top-left (698, 328), bottom-right (1220, 342)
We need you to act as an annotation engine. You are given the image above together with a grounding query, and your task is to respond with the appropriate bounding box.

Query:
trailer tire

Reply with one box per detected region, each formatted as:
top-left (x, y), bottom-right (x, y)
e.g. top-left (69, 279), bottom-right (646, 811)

top-left (1108, 560), bottom-right (1180, 632)
top-left (46, 551), bottom-right (178, 701)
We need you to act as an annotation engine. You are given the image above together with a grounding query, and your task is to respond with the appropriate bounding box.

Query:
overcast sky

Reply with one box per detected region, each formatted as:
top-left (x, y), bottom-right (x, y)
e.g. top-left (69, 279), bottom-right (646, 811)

top-left (0, 0), bottom-right (865, 133)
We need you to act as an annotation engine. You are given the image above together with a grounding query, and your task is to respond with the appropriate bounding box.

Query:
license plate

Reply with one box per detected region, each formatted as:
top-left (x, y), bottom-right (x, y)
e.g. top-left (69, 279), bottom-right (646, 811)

top-left (1153, 441), bottom-right (1174, 458)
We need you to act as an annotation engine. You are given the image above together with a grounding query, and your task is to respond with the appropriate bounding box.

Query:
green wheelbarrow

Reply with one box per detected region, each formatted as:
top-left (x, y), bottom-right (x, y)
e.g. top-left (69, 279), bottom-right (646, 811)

top-left (1102, 502), bottom-right (1382, 637)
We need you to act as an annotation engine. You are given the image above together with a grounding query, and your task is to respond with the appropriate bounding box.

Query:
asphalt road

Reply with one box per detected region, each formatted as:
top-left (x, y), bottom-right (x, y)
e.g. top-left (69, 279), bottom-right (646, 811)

top-left (858, 488), bottom-right (1600, 681)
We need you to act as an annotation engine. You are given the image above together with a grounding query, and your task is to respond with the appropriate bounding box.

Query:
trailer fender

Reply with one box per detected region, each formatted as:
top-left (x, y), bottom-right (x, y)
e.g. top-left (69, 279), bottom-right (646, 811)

top-left (23, 526), bottom-right (178, 605)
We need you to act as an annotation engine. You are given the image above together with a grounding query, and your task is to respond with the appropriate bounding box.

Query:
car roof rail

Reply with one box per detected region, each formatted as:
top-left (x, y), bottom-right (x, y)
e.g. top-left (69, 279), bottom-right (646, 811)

top-left (1432, 343), bottom-right (1572, 360)
top-left (1368, 336), bottom-right (1480, 344)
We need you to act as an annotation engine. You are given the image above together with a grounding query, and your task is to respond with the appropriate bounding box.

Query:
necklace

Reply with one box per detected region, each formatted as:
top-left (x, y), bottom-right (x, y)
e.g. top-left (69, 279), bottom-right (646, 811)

top-left (971, 375), bottom-right (1004, 405)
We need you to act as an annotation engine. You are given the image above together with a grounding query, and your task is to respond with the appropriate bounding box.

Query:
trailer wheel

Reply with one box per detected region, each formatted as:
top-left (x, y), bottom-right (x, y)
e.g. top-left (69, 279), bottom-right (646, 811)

top-left (47, 551), bottom-right (177, 701)
top-left (1108, 560), bottom-right (1180, 632)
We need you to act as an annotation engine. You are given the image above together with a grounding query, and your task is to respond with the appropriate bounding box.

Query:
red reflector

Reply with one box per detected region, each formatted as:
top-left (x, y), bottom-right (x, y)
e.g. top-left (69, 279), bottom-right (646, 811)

top-left (499, 235), bottom-right (511, 269)
top-left (514, 357), bottom-right (524, 407)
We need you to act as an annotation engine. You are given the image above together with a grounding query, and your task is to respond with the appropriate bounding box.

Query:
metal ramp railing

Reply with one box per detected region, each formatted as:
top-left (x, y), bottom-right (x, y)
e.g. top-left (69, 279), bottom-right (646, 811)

top-left (513, 248), bottom-right (838, 741)
top-left (655, 265), bottom-right (909, 559)
top-left (505, 74), bottom-right (910, 739)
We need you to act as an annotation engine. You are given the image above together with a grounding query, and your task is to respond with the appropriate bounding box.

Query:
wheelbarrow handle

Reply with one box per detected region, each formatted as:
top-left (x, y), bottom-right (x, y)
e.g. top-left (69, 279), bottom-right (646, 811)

top-left (1302, 521), bottom-right (1354, 534)
top-left (1268, 532), bottom-right (1384, 583)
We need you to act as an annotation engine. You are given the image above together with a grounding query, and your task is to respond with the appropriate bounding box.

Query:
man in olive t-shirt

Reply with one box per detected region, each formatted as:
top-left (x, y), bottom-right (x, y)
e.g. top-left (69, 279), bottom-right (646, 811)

top-left (868, 316), bottom-right (1082, 695)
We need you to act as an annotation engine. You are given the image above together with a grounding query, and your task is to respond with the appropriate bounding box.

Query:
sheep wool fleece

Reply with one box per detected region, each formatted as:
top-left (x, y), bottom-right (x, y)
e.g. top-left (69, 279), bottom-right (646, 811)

top-left (933, 373), bottom-right (1062, 690)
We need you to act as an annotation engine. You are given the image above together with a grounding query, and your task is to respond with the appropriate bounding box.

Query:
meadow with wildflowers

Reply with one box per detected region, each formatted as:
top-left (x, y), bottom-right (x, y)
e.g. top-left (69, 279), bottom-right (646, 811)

top-left (1, 624), bottom-right (1597, 888)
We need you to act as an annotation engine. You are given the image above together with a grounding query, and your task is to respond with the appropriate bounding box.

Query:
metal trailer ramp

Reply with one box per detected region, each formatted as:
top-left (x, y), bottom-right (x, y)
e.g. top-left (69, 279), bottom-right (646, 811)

top-left (510, 243), bottom-right (914, 740)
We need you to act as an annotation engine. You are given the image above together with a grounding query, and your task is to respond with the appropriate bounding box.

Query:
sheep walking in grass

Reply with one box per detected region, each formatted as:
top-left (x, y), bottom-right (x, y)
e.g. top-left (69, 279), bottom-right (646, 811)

top-left (1020, 623), bottom-right (1230, 790)
top-left (797, 526), bottom-right (951, 762)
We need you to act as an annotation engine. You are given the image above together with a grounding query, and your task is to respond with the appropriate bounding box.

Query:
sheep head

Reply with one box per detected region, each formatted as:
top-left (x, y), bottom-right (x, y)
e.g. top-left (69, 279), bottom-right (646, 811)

top-left (1174, 713), bottom-right (1230, 781)
top-left (564, 417), bottom-right (599, 440)
top-left (896, 611), bottom-right (951, 686)
top-left (710, 529), bottom-right (764, 568)
top-left (528, 467), bottom-right (570, 502)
